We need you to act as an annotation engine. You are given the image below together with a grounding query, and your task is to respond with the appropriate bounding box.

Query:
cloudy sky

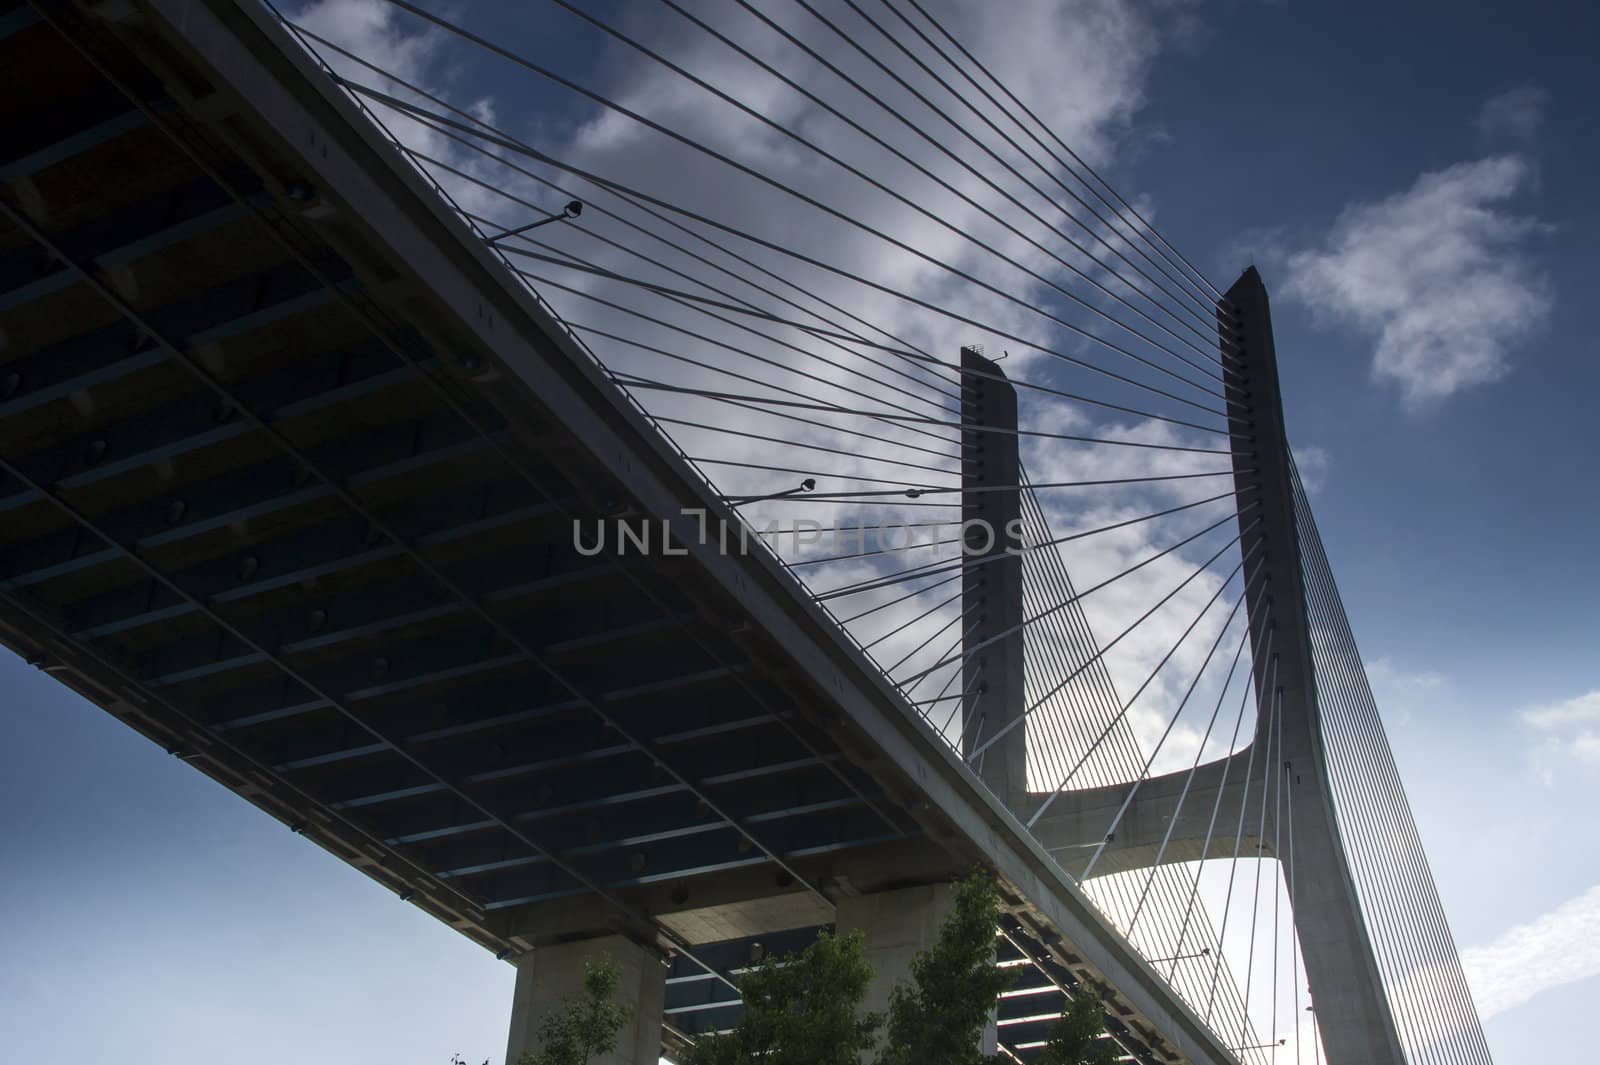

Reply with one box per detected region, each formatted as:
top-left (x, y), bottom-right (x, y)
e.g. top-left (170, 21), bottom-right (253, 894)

top-left (3, 0), bottom-right (1595, 1062)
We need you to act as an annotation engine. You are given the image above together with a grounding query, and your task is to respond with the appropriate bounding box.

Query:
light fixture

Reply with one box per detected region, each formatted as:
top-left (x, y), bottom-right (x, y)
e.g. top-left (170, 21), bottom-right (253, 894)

top-left (486, 199), bottom-right (585, 243)
top-left (1232, 1039), bottom-right (1286, 1052)
top-left (728, 478), bottom-right (814, 507)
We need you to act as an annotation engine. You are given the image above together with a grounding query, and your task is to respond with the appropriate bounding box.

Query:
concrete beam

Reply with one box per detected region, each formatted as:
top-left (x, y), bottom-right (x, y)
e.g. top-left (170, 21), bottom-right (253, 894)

top-left (1025, 747), bottom-right (1275, 878)
top-left (491, 837), bottom-right (968, 950)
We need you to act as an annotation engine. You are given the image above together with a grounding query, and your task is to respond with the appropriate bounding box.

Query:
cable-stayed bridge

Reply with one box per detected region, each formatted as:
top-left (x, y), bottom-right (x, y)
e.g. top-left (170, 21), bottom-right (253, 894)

top-left (0, 1), bottom-right (1491, 1062)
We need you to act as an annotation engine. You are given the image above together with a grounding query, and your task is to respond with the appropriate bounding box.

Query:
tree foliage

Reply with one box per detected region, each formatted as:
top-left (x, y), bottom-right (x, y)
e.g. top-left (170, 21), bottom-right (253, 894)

top-left (514, 872), bottom-right (1113, 1065)
top-left (1034, 990), bottom-right (1119, 1065)
top-left (875, 872), bottom-right (1014, 1065)
top-left (682, 930), bottom-right (879, 1065)
top-left (681, 871), bottom-right (1111, 1065)
top-left (517, 959), bottom-right (630, 1065)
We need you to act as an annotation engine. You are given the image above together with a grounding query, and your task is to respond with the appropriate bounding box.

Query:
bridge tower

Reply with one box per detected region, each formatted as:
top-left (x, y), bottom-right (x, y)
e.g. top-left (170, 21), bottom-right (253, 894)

top-left (1220, 268), bottom-right (1406, 1062)
top-left (959, 346), bottom-right (1027, 810)
top-left (1026, 269), bottom-right (1409, 1062)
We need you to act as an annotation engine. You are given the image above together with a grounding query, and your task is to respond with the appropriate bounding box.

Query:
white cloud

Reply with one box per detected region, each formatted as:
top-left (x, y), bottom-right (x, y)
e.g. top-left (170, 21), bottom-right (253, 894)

top-left (1366, 656), bottom-right (1445, 693)
top-left (1461, 882), bottom-right (1600, 1018)
top-left (288, 0), bottom-right (515, 225)
top-left (1282, 155), bottom-right (1553, 408)
top-left (1477, 85), bottom-right (1549, 143)
top-left (1363, 655), bottom-right (1445, 727)
top-left (1522, 689), bottom-right (1600, 730)
top-left (1292, 443), bottom-right (1330, 494)
top-left (1521, 689), bottom-right (1600, 766)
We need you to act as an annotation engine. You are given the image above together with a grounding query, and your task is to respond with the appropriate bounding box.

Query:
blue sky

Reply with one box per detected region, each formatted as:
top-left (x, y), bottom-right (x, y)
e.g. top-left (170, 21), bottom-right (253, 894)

top-left (1105, 0), bottom-right (1600, 1048)
top-left (3, 0), bottom-right (1596, 1062)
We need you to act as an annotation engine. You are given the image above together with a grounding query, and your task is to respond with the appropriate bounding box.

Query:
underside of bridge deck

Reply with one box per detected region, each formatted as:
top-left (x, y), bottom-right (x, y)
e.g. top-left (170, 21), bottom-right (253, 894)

top-left (0, 0), bottom-right (919, 956)
top-left (0, 3), bottom-right (1247, 1062)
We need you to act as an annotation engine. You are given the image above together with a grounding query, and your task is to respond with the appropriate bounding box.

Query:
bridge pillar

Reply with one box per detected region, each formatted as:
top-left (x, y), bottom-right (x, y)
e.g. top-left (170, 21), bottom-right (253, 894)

top-left (1222, 268), bottom-right (1406, 1065)
top-left (836, 883), bottom-right (999, 1057)
top-left (1021, 271), bottom-right (1409, 1063)
top-left (960, 346), bottom-right (1026, 810)
top-left (504, 934), bottom-right (665, 1065)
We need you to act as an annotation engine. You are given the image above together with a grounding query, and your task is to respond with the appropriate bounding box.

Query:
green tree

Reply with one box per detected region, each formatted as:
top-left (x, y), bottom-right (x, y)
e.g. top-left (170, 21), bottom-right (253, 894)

top-left (517, 959), bottom-right (630, 1065)
top-left (683, 930), bottom-right (879, 1065)
top-left (874, 872), bottom-right (1014, 1065)
top-left (674, 869), bottom-right (1112, 1065)
top-left (1034, 990), bottom-right (1118, 1065)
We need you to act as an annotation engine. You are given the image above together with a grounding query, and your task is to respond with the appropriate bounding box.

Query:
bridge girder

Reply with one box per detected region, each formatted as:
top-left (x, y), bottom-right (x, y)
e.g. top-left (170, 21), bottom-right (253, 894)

top-left (0, 2), bottom-right (1255, 1062)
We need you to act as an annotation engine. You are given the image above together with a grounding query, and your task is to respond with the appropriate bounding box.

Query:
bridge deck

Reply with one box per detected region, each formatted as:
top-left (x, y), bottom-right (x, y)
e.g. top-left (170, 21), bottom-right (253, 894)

top-left (0, 3), bottom-right (1238, 1062)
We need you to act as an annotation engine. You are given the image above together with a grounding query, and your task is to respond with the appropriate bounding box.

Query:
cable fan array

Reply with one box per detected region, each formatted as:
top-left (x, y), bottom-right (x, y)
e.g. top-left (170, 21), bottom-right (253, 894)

top-left (1291, 458), bottom-right (1493, 1065)
top-left (264, 0), bottom-right (1415, 1060)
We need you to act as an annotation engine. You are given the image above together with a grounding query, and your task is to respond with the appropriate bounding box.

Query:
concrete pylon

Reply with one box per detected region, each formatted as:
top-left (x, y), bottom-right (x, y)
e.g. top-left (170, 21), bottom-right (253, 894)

top-left (1026, 270), bottom-right (1407, 1065)
top-left (1220, 268), bottom-right (1406, 1065)
top-left (960, 346), bottom-right (1026, 811)
top-left (504, 933), bottom-right (666, 1065)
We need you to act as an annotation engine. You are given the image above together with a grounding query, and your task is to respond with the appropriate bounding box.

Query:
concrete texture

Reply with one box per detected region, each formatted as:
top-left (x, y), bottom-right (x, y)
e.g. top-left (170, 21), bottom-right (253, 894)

top-left (505, 934), bottom-right (666, 1065)
top-left (836, 883), bottom-right (999, 1057)
top-left (1029, 748), bottom-right (1270, 877)
top-left (960, 347), bottom-right (1028, 812)
top-left (1216, 270), bottom-right (1405, 1065)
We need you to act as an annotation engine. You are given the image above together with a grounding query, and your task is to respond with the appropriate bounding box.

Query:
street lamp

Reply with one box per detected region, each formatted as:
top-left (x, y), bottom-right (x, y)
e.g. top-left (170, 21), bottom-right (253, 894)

top-left (486, 199), bottom-right (583, 243)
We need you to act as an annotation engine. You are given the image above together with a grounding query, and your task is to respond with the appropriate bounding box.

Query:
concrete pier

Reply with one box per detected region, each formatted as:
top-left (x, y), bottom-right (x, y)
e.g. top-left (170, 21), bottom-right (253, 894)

top-left (836, 883), bottom-right (998, 1057)
top-left (505, 934), bottom-right (665, 1065)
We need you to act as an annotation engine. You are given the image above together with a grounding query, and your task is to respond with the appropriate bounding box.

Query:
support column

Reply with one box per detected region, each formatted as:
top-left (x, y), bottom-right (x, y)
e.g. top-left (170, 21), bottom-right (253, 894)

top-left (960, 346), bottom-right (1026, 811)
top-left (836, 883), bottom-right (998, 1056)
top-left (1223, 269), bottom-right (1405, 1065)
top-left (504, 934), bottom-right (666, 1065)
